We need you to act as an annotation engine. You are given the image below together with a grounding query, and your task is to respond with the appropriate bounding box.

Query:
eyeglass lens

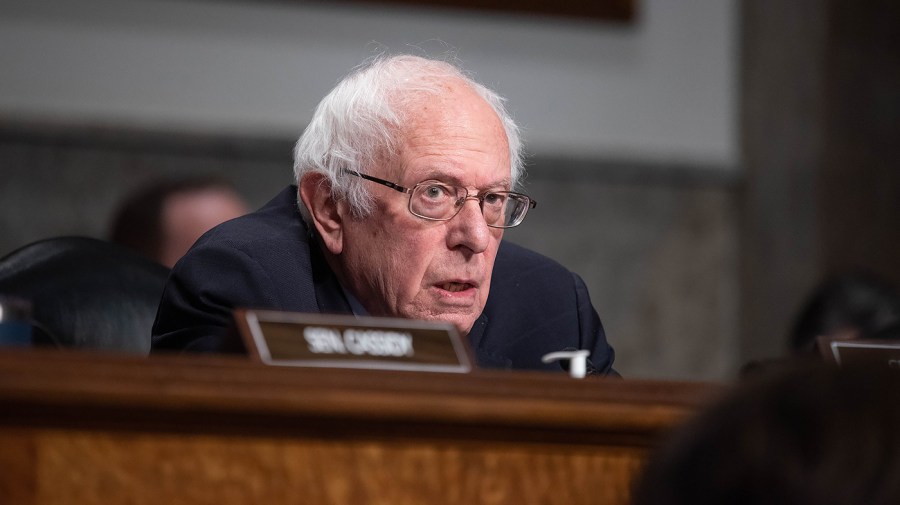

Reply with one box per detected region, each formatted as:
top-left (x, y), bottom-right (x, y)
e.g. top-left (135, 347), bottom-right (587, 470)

top-left (409, 182), bottom-right (529, 228)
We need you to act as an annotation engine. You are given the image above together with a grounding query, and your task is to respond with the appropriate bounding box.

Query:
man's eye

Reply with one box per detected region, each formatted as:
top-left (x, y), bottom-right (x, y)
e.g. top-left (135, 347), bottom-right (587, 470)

top-left (422, 185), bottom-right (451, 200)
top-left (483, 192), bottom-right (507, 206)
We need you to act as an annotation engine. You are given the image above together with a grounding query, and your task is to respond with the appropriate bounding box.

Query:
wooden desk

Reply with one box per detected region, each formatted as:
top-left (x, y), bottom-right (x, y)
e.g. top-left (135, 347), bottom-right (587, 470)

top-left (0, 350), bottom-right (719, 505)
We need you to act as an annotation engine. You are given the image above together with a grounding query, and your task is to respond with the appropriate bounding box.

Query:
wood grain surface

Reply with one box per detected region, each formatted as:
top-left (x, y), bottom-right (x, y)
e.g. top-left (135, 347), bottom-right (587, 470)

top-left (0, 349), bottom-right (720, 505)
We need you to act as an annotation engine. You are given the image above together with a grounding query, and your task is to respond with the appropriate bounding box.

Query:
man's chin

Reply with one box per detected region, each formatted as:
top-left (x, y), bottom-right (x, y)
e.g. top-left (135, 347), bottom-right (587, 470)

top-left (445, 316), bottom-right (477, 337)
top-left (397, 305), bottom-right (480, 337)
top-left (417, 313), bottom-right (476, 337)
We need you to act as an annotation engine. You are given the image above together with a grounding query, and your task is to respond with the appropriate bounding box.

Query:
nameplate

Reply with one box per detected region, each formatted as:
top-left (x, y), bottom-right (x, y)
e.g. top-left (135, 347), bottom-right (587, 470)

top-left (234, 309), bottom-right (473, 373)
top-left (819, 337), bottom-right (900, 370)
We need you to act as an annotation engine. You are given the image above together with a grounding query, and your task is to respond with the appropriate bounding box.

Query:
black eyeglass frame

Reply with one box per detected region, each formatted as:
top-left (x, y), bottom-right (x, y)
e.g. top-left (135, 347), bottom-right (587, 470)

top-left (342, 169), bottom-right (537, 229)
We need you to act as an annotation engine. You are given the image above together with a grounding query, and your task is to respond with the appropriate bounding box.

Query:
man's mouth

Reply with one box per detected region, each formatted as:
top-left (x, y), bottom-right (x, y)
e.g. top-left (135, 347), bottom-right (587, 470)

top-left (439, 282), bottom-right (474, 293)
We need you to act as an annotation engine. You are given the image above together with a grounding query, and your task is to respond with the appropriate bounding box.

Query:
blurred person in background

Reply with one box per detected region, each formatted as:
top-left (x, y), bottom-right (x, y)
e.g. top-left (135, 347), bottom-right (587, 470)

top-left (109, 176), bottom-right (249, 268)
top-left (741, 272), bottom-right (900, 376)
top-left (789, 271), bottom-right (900, 355)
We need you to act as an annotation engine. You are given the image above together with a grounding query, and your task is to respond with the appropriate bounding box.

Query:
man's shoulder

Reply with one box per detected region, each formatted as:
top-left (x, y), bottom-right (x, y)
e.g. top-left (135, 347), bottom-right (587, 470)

top-left (489, 241), bottom-right (579, 306)
top-left (152, 187), bottom-right (317, 353)
top-left (193, 186), bottom-right (305, 249)
top-left (495, 240), bottom-right (570, 278)
top-left (171, 186), bottom-right (311, 275)
top-left (482, 240), bottom-right (613, 375)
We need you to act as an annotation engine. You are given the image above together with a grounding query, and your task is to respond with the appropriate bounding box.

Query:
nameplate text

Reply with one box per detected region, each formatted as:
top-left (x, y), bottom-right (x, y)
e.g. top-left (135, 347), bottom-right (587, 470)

top-left (234, 309), bottom-right (472, 373)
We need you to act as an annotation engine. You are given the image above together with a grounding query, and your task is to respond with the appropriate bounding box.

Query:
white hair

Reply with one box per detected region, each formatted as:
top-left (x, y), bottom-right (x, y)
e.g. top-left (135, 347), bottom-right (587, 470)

top-left (293, 54), bottom-right (524, 222)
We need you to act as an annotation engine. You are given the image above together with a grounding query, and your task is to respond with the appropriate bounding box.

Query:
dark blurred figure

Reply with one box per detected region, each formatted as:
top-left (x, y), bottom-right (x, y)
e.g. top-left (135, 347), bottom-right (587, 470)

top-left (742, 272), bottom-right (900, 376)
top-left (110, 177), bottom-right (249, 268)
top-left (632, 362), bottom-right (900, 505)
top-left (789, 272), bottom-right (900, 355)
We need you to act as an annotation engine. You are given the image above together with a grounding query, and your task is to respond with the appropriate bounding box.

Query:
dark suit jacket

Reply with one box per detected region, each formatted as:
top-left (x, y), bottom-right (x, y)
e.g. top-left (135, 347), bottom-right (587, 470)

top-left (152, 186), bottom-right (616, 374)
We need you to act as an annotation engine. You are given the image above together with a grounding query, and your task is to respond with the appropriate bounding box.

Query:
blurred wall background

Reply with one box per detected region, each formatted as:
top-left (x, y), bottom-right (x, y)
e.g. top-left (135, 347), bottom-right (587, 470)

top-left (1, 0), bottom-right (896, 380)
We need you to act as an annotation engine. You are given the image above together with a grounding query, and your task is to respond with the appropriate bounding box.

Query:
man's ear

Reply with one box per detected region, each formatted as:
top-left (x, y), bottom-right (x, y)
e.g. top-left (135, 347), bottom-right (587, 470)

top-left (299, 173), bottom-right (343, 255)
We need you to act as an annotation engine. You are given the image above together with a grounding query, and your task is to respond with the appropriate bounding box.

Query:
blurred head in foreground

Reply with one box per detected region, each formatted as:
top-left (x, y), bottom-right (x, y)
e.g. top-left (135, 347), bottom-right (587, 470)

top-left (633, 363), bottom-right (900, 505)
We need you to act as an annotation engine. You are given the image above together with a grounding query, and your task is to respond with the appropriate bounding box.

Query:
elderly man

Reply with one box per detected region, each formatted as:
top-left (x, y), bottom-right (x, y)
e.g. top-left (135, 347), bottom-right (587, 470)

top-left (152, 55), bottom-right (616, 374)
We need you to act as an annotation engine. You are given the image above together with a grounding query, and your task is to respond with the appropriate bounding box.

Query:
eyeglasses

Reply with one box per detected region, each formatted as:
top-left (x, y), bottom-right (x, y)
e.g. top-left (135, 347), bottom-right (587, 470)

top-left (343, 169), bottom-right (536, 229)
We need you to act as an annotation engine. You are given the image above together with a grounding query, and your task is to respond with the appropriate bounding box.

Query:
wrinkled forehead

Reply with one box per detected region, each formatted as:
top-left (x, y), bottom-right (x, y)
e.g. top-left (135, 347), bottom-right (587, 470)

top-left (398, 78), bottom-right (501, 126)
top-left (380, 81), bottom-right (509, 179)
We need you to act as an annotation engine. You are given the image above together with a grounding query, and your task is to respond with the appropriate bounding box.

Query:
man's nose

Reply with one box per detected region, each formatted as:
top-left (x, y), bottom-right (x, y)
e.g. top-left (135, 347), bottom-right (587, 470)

top-left (446, 197), bottom-right (492, 253)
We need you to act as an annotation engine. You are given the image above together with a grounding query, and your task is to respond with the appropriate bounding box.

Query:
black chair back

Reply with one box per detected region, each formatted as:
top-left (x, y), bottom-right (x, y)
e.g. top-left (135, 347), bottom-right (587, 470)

top-left (0, 237), bottom-right (169, 355)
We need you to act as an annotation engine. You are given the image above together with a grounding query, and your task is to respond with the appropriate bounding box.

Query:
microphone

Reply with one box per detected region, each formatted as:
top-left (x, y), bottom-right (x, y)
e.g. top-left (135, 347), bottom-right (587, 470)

top-left (541, 348), bottom-right (597, 378)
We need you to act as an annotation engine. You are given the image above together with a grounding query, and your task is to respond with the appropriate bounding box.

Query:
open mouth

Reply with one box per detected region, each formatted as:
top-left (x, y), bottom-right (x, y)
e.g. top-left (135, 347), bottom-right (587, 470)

top-left (439, 282), bottom-right (474, 293)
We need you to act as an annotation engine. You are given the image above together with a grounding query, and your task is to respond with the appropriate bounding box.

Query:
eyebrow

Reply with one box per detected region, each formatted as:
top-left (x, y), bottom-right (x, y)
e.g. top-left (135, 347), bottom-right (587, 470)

top-left (417, 171), bottom-right (511, 191)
